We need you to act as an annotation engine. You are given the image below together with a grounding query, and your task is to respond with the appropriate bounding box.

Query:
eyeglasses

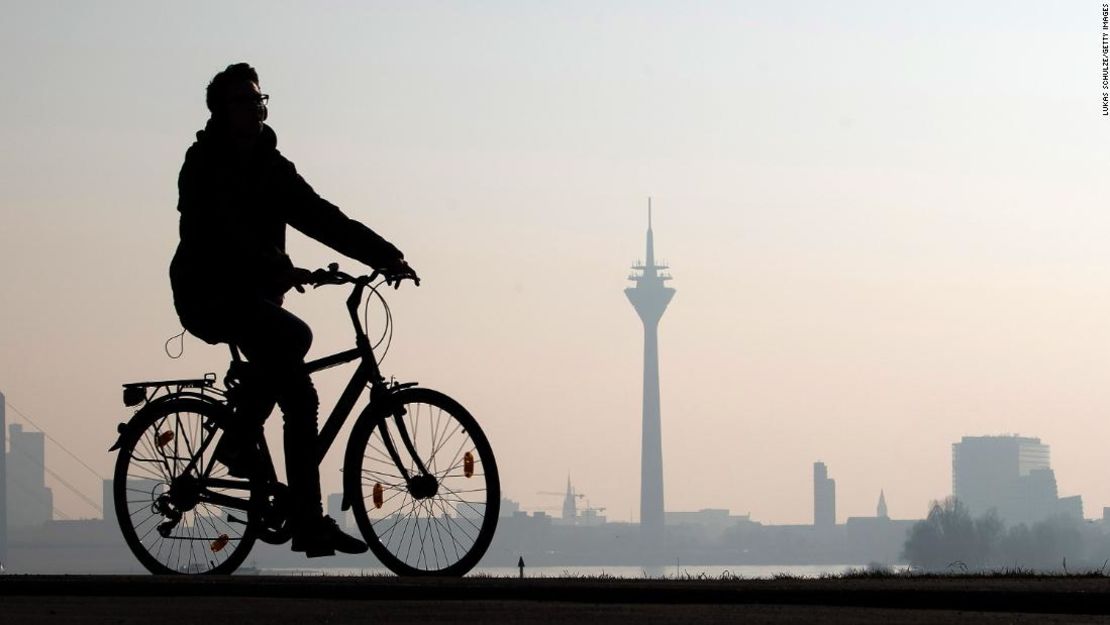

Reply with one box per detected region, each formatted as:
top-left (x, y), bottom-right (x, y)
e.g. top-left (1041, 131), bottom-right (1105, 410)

top-left (229, 93), bottom-right (269, 107)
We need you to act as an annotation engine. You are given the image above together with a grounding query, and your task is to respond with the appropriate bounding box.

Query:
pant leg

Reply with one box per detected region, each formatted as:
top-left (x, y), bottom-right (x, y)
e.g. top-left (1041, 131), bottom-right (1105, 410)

top-left (227, 300), bottom-right (323, 527)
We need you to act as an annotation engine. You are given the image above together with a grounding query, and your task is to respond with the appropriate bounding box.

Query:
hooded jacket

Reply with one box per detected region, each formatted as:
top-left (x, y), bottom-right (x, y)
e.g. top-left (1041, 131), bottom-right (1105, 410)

top-left (169, 120), bottom-right (402, 342)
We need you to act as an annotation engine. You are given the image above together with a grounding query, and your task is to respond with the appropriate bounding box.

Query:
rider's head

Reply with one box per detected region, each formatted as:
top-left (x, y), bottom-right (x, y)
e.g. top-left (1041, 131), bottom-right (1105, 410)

top-left (206, 63), bottom-right (267, 139)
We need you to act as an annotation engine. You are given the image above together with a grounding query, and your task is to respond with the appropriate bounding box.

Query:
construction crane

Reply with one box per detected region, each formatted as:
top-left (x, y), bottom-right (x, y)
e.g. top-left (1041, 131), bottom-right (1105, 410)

top-left (537, 491), bottom-right (584, 499)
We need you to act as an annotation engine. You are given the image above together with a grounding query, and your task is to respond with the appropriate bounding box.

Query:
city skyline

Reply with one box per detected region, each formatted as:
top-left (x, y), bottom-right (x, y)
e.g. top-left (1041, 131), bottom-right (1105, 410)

top-left (3, 397), bottom-right (1089, 530)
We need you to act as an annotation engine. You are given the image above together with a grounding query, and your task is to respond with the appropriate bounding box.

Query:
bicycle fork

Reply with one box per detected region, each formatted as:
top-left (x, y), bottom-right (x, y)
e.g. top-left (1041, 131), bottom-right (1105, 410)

top-left (378, 404), bottom-right (439, 501)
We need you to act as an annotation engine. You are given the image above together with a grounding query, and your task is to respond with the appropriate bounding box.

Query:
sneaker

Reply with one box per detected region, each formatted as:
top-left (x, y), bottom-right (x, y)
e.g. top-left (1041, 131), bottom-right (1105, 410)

top-left (291, 515), bottom-right (368, 558)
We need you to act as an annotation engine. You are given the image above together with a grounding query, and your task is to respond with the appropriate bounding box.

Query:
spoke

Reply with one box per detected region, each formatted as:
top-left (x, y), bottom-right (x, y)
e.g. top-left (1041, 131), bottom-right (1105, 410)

top-left (153, 531), bottom-right (167, 565)
top-left (436, 494), bottom-right (487, 508)
top-left (401, 496), bottom-right (423, 565)
top-left (359, 468), bottom-right (408, 485)
top-left (416, 501), bottom-right (431, 568)
top-left (431, 405), bottom-right (448, 464)
top-left (411, 403), bottom-right (420, 458)
top-left (424, 500), bottom-right (447, 570)
top-left (436, 504), bottom-right (482, 537)
top-left (137, 433), bottom-right (173, 483)
top-left (433, 486), bottom-right (487, 494)
top-left (173, 412), bottom-right (183, 479)
top-left (428, 418), bottom-right (463, 474)
top-left (431, 497), bottom-right (468, 559)
top-left (397, 496), bottom-right (423, 560)
top-left (361, 454), bottom-right (403, 468)
top-left (374, 493), bottom-right (415, 544)
top-left (439, 472), bottom-right (486, 480)
top-left (366, 482), bottom-right (410, 511)
top-left (437, 436), bottom-right (470, 487)
top-left (437, 484), bottom-right (488, 528)
top-left (365, 437), bottom-right (392, 462)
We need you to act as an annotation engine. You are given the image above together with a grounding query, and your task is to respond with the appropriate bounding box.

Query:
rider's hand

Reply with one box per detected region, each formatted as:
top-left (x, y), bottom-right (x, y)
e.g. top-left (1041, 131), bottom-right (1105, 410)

top-left (287, 267), bottom-right (313, 293)
top-left (380, 259), bottom-right (420, 289)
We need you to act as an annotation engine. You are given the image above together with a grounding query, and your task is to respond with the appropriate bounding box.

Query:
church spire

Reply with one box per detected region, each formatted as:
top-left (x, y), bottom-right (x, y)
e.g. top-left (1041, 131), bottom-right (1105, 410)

top-left (877, 489), bottom-right (888, 519)
top-left (562, 475), bottom-right (577, 522)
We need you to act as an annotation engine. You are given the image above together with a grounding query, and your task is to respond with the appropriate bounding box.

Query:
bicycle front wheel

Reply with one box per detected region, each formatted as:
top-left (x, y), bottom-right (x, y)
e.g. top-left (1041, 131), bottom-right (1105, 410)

top-left (345, 388), bottom-right (500, 576)
top-left (113, 397), bottom-right (257, 575)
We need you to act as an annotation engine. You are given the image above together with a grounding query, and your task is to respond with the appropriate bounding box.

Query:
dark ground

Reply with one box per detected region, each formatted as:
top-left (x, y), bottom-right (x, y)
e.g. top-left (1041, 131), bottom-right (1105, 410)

top-left (5, 575), bottom-right (1110, 624)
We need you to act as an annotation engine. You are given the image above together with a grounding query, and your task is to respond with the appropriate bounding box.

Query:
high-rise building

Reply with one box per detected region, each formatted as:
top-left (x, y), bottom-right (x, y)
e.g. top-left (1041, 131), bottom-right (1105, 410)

top-left (813, 462), bottom-right (836, 528)
top-left (952, 435), bottom-right (1078, 524)
top-left (102, 479), bottom-right (113, 524)
top-left (1, 392), bottom-right (7, 563)
top-left (625, 202), bottom-right (674, 551)
top-left (6, 424), bottom-right (52, 528)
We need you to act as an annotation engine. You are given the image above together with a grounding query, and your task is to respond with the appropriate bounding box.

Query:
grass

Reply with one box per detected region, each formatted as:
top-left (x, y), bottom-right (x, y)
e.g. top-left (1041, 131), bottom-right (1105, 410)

top-left (255, 563), bottom-right (1110, 581)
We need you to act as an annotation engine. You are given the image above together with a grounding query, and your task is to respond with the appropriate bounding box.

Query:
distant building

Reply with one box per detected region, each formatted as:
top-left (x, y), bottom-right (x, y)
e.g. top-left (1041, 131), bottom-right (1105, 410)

top-left (665, 509), bottom-right (749, 540)
top-left (500, 496), bottom-right (521, 518)
top-left (6, 424), bottom-right (53, 528)
top-left (952, 435), bottom-right (1081, 524)
top-left (876, 490), bottom-right (888, 519)
top-left (665, 508), bottom-right (732, 527)
top-left (813, 462), bottom-right (835, 528)
top-left (1058, 495), bottom-right (1083, 520)
top-left (844, 515), bottom-right (917, 565)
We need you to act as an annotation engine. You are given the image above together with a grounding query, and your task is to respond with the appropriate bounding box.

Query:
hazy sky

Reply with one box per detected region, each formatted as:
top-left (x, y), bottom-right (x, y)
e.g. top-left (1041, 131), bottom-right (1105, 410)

top-left (2, 1), bottom-right (1108, 526)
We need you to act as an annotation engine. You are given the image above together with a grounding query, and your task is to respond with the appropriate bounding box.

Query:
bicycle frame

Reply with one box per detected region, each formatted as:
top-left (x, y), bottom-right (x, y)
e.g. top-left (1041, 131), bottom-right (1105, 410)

top-left (229, 276), bottom-right (433, 498)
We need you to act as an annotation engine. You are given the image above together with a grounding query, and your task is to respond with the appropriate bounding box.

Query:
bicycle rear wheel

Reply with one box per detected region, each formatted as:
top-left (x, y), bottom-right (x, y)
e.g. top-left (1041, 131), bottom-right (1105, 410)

top-left (113, 397), bottom-right (257, 575)
top-left (345, 388), bottom-right (499, 576)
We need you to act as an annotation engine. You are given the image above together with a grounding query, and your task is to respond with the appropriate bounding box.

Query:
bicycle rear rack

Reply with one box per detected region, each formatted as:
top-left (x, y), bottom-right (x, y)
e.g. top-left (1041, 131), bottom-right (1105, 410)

top-left (122, 373), bottom-right (221, 407)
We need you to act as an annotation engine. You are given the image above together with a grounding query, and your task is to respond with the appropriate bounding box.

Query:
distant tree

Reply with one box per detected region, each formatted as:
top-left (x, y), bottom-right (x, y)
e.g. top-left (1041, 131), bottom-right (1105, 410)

top-left (996, 515), bottom-right (1084, 570)
top-left (903, 497), bottom-right (1000, 570)
top-left (974, 509), bottom-right (1004, 564)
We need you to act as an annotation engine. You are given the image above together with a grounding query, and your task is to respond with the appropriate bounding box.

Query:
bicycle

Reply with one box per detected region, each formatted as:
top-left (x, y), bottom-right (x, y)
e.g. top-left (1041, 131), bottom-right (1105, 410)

top-left (109, 264), bottom-right (500, 576)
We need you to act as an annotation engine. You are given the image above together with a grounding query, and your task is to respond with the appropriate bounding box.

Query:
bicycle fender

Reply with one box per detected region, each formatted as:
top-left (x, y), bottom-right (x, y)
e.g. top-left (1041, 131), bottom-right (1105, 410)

top-left (108, 392), bottom-right (225, 452)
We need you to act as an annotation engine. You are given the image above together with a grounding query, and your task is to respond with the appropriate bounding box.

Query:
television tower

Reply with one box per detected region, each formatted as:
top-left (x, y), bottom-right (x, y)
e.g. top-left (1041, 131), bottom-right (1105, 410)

top-left (625, 199), bottom-right (674, 550)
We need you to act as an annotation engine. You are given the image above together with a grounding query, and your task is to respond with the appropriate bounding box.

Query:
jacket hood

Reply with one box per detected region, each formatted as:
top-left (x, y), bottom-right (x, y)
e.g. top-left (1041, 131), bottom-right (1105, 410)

top-left (195, 118), bottom-right (278, 154)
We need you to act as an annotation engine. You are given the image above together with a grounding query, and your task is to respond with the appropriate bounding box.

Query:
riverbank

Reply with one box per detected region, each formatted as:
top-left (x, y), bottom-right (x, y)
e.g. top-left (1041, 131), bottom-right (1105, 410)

top-left (4, 574), bottom-right (1110, 624)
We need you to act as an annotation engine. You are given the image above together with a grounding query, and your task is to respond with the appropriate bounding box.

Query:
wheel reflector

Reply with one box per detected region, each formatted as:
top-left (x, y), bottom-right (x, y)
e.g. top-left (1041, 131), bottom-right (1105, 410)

top-left (464, 451), bottom-right (475, 478)
top-left (373, 483), bottom-right (384, 509)
top-left (156, 431), bottom-right (174, 448)
top-left (210, 534), bottom-right (229, 553)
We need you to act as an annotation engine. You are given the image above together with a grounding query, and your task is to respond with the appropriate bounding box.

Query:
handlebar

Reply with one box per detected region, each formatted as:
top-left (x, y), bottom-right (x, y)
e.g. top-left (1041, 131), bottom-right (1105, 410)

top-left (293, 262), bottom-right (412, 351)
top-left (303, 262), bottom-right (420, 290)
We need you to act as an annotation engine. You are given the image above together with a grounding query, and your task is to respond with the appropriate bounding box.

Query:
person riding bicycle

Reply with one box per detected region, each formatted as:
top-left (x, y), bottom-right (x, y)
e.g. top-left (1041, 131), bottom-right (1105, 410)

top-left (169, 63), bottom-right (417, 557)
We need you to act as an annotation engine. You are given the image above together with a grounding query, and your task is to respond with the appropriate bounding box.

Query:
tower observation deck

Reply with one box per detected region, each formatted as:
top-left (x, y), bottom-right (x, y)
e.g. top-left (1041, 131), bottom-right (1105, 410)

top-left (625, 200), bottom-right (674, 554)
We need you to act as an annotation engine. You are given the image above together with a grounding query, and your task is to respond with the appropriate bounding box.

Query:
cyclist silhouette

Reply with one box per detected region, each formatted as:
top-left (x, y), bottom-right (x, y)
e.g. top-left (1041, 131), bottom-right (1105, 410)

top-left (169, 63), bottom-right (417, 557)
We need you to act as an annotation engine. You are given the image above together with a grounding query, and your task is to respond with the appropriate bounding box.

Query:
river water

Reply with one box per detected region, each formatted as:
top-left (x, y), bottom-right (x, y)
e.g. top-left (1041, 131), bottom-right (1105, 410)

top-left (264, 564), bottom-right (885, 579)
